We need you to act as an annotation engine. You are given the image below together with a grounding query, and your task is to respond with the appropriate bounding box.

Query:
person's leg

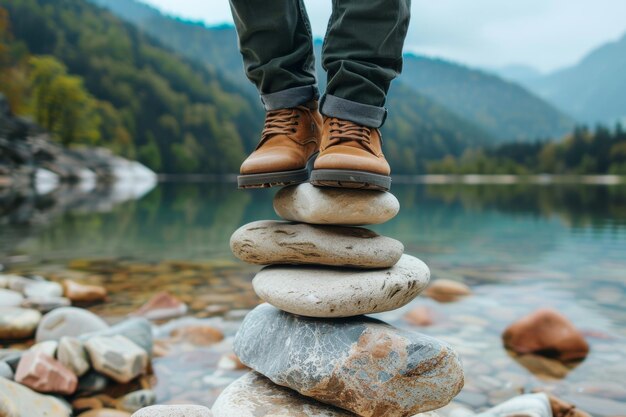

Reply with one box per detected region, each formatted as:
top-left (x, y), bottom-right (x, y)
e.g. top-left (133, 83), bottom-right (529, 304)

top-left (229, 0), bottom-right (318, 110)
top-left (311, 0), bottom-right (411, 191)
top-left (229, 0), bottom-right (323, 188)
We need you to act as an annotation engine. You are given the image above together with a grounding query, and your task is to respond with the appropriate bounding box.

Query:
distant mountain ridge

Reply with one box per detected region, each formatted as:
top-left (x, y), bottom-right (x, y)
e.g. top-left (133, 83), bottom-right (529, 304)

top-left (522, 32), bottom-right (626, 125)
top-left (88, 0), bottom-right (574, 144)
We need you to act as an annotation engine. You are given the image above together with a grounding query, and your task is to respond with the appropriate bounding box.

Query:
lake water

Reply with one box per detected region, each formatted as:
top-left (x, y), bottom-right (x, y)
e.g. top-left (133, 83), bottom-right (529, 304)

top-left (2, 181), bottom-right (626, 415)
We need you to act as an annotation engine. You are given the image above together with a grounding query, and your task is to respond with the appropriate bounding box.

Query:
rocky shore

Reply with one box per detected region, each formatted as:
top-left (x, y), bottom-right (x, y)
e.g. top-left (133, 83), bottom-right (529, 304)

top-left (0, 93), bottom-right (156, 200)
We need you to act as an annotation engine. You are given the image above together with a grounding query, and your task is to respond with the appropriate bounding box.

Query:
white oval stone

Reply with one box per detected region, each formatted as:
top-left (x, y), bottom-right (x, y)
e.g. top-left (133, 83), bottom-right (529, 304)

top-left (253, 254), bottom-right (430, 318)
top-left (230, 220), bottom-right (403, 268)
top-left (0, 289), bottom-right (24, 307)
top-left (273, 183), bottom-right (399, 225)
top-left (36, 307), bottom-right (109, 342)
top-left (0, 377), bottom-right (71, 417)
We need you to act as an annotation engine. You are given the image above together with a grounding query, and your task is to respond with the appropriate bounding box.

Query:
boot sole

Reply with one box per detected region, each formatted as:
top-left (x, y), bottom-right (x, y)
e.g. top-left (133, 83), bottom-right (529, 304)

top-left (310, 169), bottom-right (391, 191)
top-left (237, 152), bottom-right (318, 189)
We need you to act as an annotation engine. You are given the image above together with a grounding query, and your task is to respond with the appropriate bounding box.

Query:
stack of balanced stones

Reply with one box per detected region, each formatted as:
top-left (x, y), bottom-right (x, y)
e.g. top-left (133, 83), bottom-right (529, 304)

top-left (216, 183), bottom-right (464, 417)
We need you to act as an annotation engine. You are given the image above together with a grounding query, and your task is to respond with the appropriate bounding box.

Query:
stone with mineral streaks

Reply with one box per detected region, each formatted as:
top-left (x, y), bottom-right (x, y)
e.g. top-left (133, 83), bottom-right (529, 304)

top-left (15, 350), bottom-right (78, 395)
top-left (234, 304), bottom-right (464, 417)
top-left (253, 254), bottom-right (429, 318)
top-left (0, 377), bottom-right (71, 417)
top-left (0, 307), bottom-right (41, 339)
top-left (132, 405), bottom-right (213, 417)
top-left (230, 220), bottom-right (403, 268)
top-left (273, 183), bottom-right (399, 225)
top-left (85, 335), bottom-right (148, 383)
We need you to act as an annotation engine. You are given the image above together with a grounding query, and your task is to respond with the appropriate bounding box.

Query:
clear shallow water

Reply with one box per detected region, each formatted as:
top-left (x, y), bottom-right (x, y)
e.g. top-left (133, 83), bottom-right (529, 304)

top-left (2, 182), bottom-right (626, 415)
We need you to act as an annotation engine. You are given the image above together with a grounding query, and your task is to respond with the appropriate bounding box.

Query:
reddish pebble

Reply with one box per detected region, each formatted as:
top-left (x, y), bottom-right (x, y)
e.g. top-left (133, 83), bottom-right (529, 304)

top-left (404, 305), bottom-right (436, 326)
top-left (503, 308), bottom-right (590, 361)
top-left (15, 350), bottom-right (77, 395)
top-left (131, 292), bottom-right (187, 320)
top-left (170, 325), bottom-right (224, 346)
top-left (423, 279), bottom-right (471, 302)
top-left (63, 279), bottom-right (107, 302)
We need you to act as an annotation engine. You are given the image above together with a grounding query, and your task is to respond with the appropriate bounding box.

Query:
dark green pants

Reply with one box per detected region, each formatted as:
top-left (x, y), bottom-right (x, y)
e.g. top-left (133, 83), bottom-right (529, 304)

top-left (228, 0), bottom-right (411, 127)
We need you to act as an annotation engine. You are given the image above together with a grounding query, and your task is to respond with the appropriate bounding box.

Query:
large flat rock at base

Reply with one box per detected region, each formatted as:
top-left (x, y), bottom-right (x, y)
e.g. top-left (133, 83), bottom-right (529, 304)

top-left (234, 304), bottom-right (464, 417)
top-left (273, 183), bottom-right (399, 226)
top-left (253, 254), bottom-right (429, 318)
top-left (231, 220), bottom-right (403, 268)
top-left (212, 371), bottom-right (354, 416)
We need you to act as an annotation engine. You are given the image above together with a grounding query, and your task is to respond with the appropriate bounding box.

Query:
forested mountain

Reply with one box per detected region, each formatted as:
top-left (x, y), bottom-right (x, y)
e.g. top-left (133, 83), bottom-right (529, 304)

top-left (1, 0), bottom-right (263, 174)
top-left (522, 33), bottom-right (626, 125)
top-left (399, 55), bottom-right (574, 142)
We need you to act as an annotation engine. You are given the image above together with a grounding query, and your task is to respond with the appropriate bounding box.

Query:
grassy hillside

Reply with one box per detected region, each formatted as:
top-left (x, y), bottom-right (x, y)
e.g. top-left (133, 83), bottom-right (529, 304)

top-left (1, 0), bottom-right (263, 174)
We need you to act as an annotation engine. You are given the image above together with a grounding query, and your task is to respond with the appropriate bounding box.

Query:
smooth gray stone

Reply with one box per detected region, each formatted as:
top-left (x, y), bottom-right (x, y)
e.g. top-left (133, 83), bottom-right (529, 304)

top-left (0, 361), bottom-right (14, 379)
top-left (0, 288), bottom-right (23, 307)
top-left (36, 307), bottom-right (108, 342)
top-left (230, 220), bottom-right (403, 268)
top-left (21, 296), bottom-right (71, 313)
top-left (234, 304), bottom-right (464, 417)
top-left (119, 389), bottom-right (157, 412)
top-left (76, 371), bottom-right (109, 395)
top-left (80, 317), bottom-right (153, 355)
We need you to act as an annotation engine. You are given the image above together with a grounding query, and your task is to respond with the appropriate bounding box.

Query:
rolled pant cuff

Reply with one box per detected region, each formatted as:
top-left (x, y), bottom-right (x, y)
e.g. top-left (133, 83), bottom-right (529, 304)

top-left (260, 85), bottom-right (319, 111)
top-left (320, 94), bottom-right (388, 128)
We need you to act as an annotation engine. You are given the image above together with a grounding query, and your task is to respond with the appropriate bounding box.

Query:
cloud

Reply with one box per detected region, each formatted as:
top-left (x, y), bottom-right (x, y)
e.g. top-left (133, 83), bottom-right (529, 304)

top-left (143, 0), bottom-right (626, 72)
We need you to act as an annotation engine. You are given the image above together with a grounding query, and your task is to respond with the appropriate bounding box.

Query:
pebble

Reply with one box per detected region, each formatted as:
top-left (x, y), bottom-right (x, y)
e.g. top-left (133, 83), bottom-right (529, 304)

top-left (132, 405), bottom-right (212, 417)
top-left (130, 292), bottom-right (188, 320)
top-left (85, 335), bottom-right (148, 383)
top-left (81, 317), bottom-right (153, 355)
top-left (21, 296), bottom-right (71, 312)
top-left (29, 340), bottom-right (59, 357)
top-left (57, 336), bottom-right (90, 376)
top-left (0, 288), bottom-right (24, 307)
top-left (170, 325), bottom-right (224, 346)
top-left (23, 280), bottom-right (64, 298)
top-left (230, 220), bottom-right (403, 268)
top-left (423, 279), bottom-right (472, 302)
top-left (273, 183), bottom-right (400, 225)
top-left (404, 305), bottom-right (437, 326)
top-left (15, 350), bottom-right (78, 395)
top-left (76, 370), bottom-right (109, 395)
top-left (503, 308), bottom-right (589, 361)
top-left (234, 304), bottom-right (464, 416)
top-left (118, 389), bottom-right (157, 412)
top-left (212, 371), bottom-right (354, 416)
top-left (0, 376), bottom-right (71, 416)
top-left (63, 279), bottom-right (107, 302)
top-left (0, 307), bottom-right (42, 339)
top-left (253, 254), bottom-right (429, 318)
top-left (0, 360), bottom-right (14, 379)
top-left (36, 307), bottom-right (109, 342)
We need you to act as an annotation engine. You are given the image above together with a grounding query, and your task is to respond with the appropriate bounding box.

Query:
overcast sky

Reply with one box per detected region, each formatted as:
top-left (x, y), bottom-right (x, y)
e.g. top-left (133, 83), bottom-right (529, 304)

top-left (142, 0), bottom-right (626, 73)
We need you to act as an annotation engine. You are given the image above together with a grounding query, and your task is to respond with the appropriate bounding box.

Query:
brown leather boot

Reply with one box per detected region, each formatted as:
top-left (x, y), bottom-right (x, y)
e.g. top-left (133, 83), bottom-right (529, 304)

top-left (310, 117), bottom-right (391, 191)
top-left (237, 101), bottom-right (322, 188)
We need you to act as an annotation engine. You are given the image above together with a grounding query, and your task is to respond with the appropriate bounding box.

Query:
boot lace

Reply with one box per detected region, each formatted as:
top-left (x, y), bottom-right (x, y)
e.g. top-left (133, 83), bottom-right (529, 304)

top-left (327, 118), bottom-right (377, 154)
top-left (258, 108), bottom-right (300, 148)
